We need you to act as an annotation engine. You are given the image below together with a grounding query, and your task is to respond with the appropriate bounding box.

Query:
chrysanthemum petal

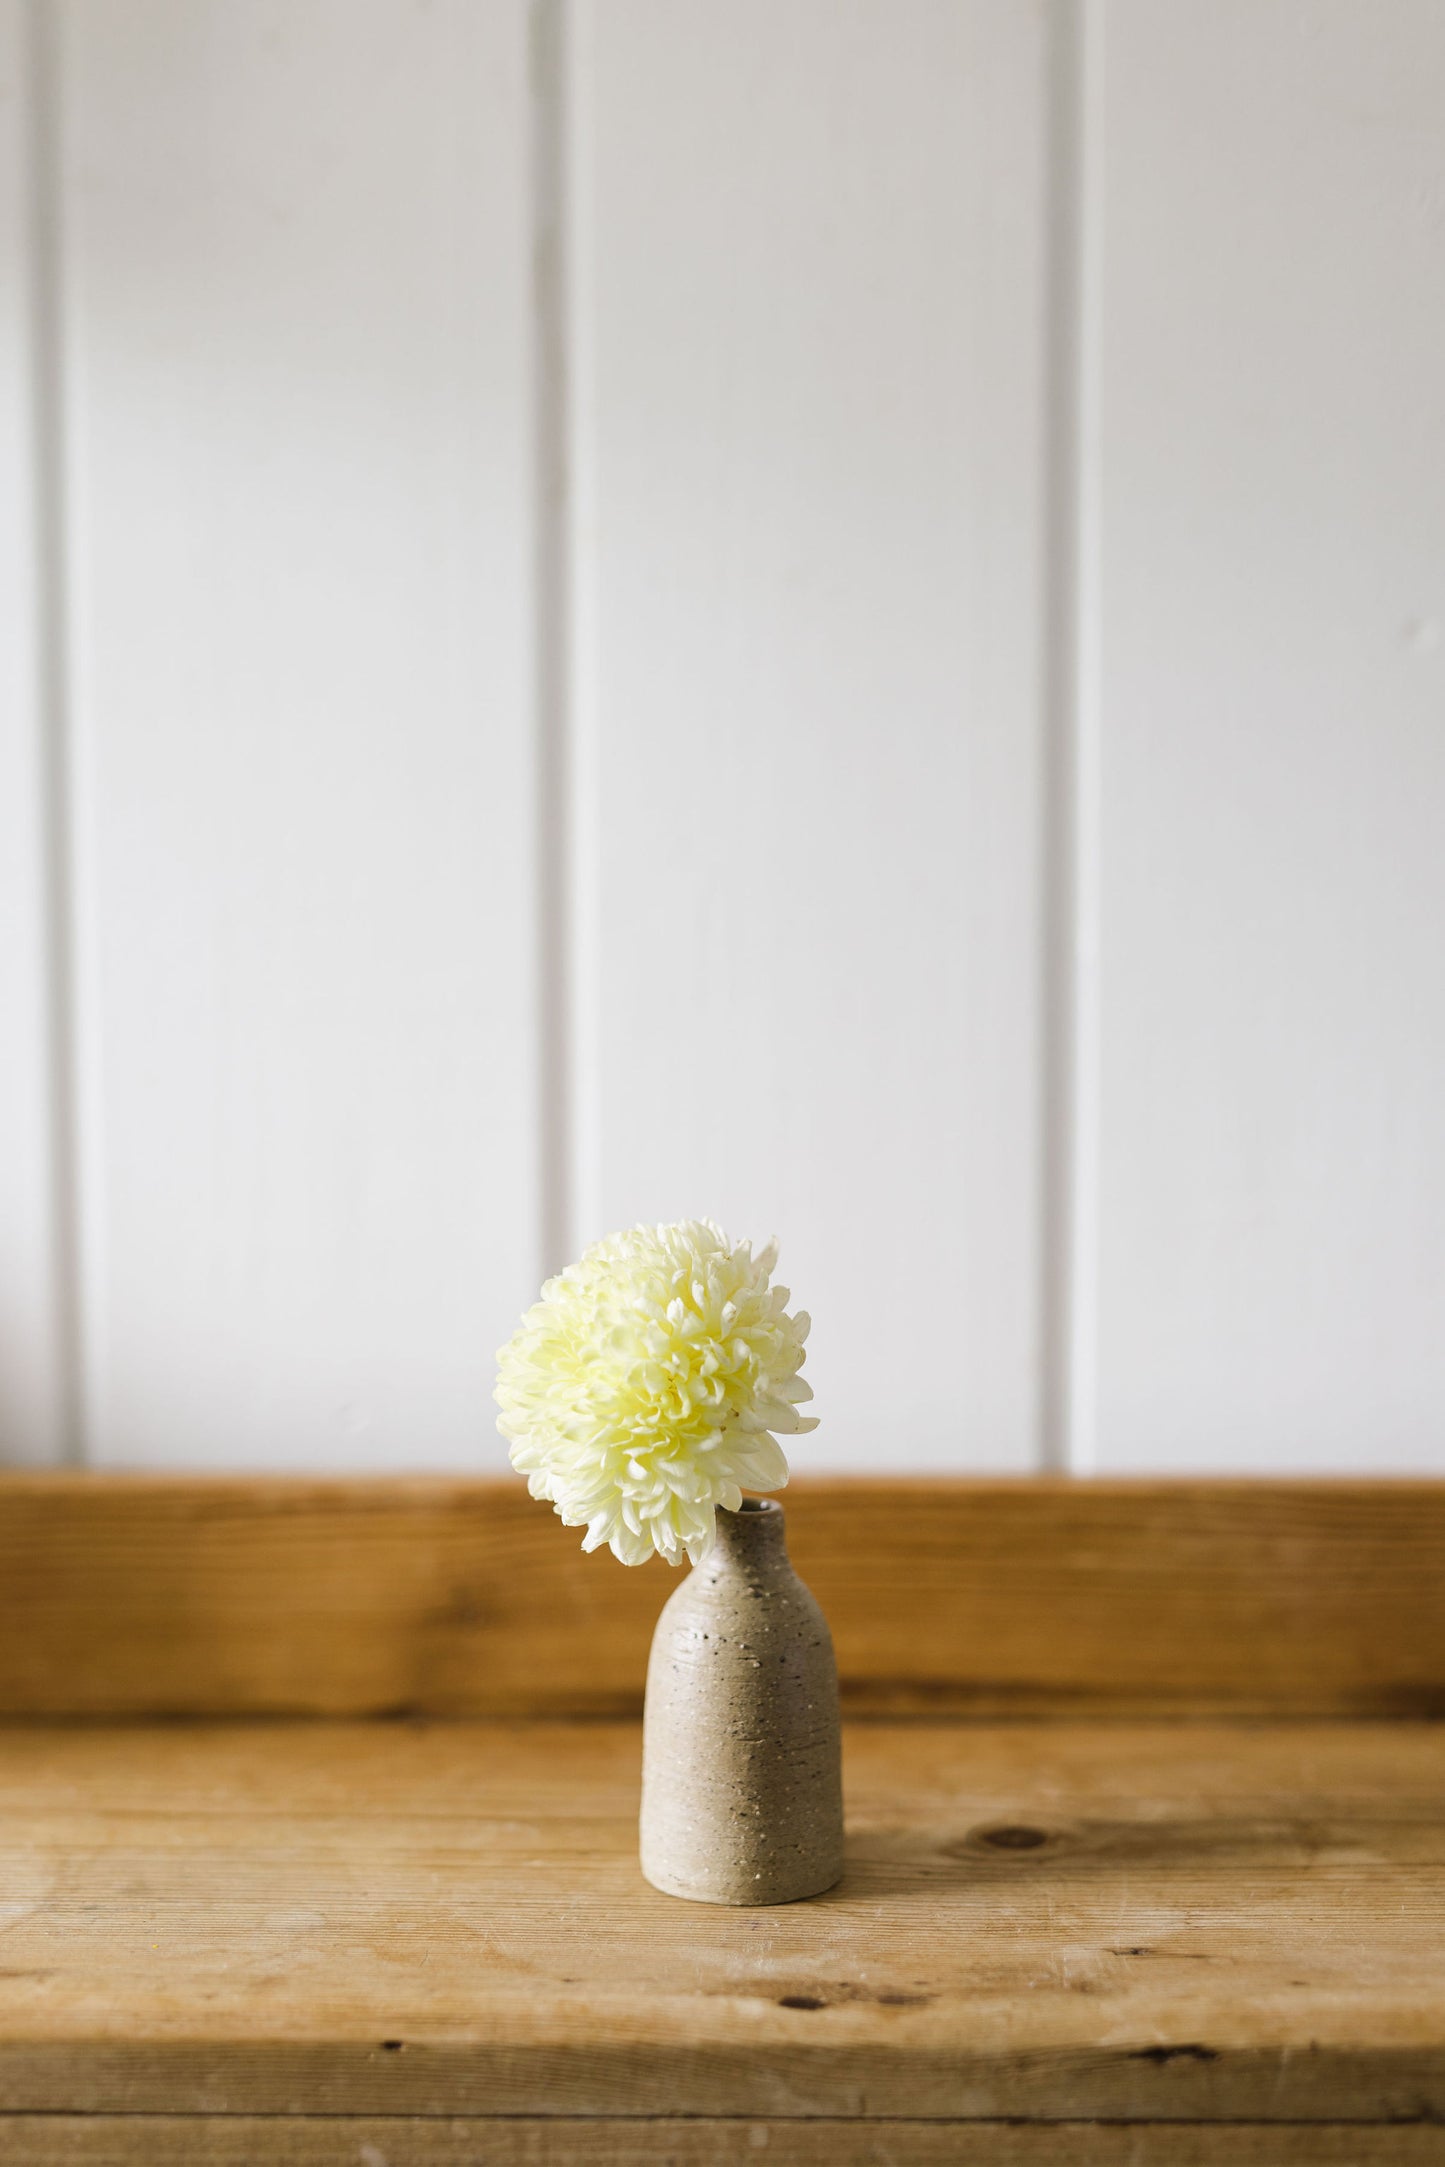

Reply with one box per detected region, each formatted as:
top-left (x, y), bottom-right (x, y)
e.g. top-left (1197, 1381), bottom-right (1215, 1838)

top-left (495, 1220), bottom-right (815, 1566)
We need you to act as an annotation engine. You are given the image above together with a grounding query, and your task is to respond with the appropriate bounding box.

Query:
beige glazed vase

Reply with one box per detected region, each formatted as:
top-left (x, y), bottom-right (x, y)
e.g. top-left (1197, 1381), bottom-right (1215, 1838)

top-left (640, 1498), bottom-right (844, 1905)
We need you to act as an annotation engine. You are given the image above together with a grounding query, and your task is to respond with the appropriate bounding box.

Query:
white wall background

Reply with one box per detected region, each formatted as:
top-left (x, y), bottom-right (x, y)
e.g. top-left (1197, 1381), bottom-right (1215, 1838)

top-left (1, 0), bottom-right (1441, 1476)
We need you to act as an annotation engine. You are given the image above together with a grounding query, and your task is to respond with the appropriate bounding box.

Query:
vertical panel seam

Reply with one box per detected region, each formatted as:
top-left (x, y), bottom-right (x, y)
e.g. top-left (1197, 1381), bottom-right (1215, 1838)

top-left (1039, 0), bottom-right (1103, 1476)
top-left (23, 0), bottom-right (83, 1465)
top-left (531, 0), bottom-right (572, 1281)
top-left (561, 0), bottom-right (597, 1261)
top-left (1069, 0), bottom-right (1105, 1479)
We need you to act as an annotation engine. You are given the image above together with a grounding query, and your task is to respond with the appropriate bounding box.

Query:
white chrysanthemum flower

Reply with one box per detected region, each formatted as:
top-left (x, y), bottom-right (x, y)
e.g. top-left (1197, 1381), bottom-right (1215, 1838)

top-left (496, 1220), bottom-right (817, 1567)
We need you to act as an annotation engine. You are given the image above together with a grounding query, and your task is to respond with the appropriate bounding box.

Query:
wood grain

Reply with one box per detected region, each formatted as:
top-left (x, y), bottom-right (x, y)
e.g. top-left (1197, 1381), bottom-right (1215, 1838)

top-left (0, 1475), bottom-right (1443, 1717)
top-left (0, 1717), bottom-right (1442, 2123)
top-left (4, 2118), bottom-right (1444, 2165)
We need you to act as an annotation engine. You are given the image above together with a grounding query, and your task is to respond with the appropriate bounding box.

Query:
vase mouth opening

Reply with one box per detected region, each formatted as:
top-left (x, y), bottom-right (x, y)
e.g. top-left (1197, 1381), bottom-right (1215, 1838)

top-left (727, 1490), bottom-right (784, 1525)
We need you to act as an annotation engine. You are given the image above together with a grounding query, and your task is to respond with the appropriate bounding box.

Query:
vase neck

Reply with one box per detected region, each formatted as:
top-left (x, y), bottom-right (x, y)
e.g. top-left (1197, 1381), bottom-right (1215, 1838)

top-left (711, 1498), bottom-right (789, 1571)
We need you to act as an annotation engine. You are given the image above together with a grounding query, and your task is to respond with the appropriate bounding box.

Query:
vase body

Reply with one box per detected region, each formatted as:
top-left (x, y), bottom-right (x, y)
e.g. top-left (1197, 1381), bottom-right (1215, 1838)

top-left (640, 1498), bottom-right (843, 1905)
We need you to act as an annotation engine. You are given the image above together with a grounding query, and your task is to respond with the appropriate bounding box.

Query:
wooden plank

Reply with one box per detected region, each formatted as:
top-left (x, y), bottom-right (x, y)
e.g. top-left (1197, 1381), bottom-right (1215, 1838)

top-left (1, 1475), bottom-right (1443, 1718)
top-left (4, 2118), bottom-right (1444, 2165)
top-left (1089, 2), bottom-right (1445, 1472)
top-left (0, 1717), bottom-right (1443, 2121)
top-left (0, 0), bottom-right (69, 1466)
top-left (570, 0), bottom-right (1050, 1472)
top-left (54, 0), bottom-right (538, 1470)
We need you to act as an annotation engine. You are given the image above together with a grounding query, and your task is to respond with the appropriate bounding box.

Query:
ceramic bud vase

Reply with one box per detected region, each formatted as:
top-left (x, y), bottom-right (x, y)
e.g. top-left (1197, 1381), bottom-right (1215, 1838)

top-left (640, 1498), bottom-right (844, 1905)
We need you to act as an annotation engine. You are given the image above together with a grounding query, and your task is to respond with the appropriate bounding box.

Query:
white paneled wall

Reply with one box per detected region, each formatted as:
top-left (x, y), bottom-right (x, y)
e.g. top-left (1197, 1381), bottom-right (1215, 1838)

top-left (1090, 0), bottom-right (1445, 1471)
top-left (0, 0), bottom-right (69, 1463)
top-left (570, 0), bottom-right (1048, 1469)
top-left (46, 0), bottom-right (541, 1469)
top-left (0, 0), bottom-right (1440, 1473)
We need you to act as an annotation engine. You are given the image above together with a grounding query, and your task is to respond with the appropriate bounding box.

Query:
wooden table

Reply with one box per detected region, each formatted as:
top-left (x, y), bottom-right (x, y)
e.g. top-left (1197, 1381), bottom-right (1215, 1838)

top-left (1, 1476), bottom-right (1443, 2162)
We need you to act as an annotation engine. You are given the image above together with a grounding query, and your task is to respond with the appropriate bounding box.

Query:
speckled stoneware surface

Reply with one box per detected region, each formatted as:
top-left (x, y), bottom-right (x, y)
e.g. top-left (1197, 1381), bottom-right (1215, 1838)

top-left (640, 1498), bottom-right (844, 1905)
